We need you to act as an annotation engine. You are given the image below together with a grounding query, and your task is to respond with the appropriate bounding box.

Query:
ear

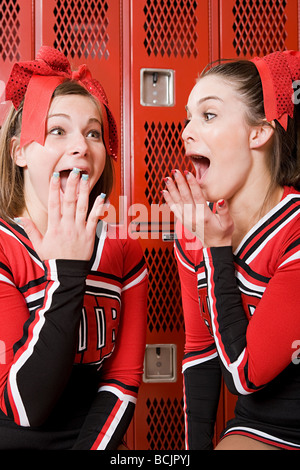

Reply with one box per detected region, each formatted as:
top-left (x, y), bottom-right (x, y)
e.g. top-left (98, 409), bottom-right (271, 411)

top-left (249, 121), bottom-right (275, 150)
top-left (10, 137), bottom-right (27, 168)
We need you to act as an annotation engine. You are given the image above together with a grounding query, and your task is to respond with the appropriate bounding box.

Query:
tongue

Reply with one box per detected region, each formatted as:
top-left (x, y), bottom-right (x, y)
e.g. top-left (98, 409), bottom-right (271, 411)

top-left (195, 157), bottom-right (210, 180)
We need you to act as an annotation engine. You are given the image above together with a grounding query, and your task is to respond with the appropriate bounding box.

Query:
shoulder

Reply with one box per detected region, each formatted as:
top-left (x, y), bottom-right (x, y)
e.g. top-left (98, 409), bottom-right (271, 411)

top-left (275, 187), bottom-right (300, 269)
top-left (276, 187), bottom-right (300, 241)
top-left (0, 217), bottom-right (37, 258)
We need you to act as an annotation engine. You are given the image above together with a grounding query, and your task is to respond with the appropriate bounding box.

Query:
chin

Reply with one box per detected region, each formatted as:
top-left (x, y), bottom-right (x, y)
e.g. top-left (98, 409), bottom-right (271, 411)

top-left (195, 183), bottom-right (211, 202)
top-left (199, 186), bottom-right (221, 204)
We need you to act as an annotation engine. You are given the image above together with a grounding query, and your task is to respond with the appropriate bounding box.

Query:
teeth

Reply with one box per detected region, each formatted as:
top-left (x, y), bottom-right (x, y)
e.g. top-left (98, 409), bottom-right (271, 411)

top-left (60, 168), bottom-right (88, 175)
top-left (190, 155), bottom-right (206, 161)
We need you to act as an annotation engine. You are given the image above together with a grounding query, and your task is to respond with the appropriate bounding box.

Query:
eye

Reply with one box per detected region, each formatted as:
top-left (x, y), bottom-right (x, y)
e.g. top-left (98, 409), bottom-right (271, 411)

top-left (183, 118), bottom-right (190, 128)
top-left (203, 112), bottom-right (216, 121)
top-left (87, 129), bottom-right (102, 140)
top-left (49, 127), bottom-right (65, 136)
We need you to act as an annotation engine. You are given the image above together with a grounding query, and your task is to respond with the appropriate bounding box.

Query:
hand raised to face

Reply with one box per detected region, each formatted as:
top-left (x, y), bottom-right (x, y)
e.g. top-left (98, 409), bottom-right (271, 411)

top-left (162, 169), bottom-right (234, 248)
top-left (17, 169), bottom-right (106, 262)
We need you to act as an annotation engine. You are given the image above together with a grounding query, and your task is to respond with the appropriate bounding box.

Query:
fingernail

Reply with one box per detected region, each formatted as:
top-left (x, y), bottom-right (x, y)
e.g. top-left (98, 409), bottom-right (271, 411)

top-left (53, 171), bottom-right (60, 179)
top-left (184, 170), bottom-right (191, 179)
top-left (100, 193), bottom-right (106, 199)
top-left (164, 177), bottom-right (171, 185)
top-left (71, 167), bottom-right (80, 176)
top-left (81, 173), bottom-right (89, 182)
top-left (171, 169), bottom-right (178, 177)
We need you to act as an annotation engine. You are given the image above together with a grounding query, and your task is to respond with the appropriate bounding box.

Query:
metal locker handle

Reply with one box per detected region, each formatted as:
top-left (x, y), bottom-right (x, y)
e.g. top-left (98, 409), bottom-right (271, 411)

top-left (143, 344), bottom-right (177, 383)
top-left (140, 68), bottom-right (175, 107)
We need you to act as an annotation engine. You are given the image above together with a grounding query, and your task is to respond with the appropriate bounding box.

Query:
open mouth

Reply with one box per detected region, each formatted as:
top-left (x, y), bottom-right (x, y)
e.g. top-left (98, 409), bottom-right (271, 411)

top-left (59, 169), bottom-right (89, 193)
top-left (189, 155), bottom-right (210, 182)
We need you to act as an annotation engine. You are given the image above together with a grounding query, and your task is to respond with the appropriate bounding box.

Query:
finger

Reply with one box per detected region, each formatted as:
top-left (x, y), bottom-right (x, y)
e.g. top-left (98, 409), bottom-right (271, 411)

top-left (184, 171), bottom-right (207, 205)
top-left (85, 193), bottom-right (106, 236)
top-left (184, 171), bottom-right (216, 229)
top-left (216, 199), bottom-right (234, 232)
top-left (75, 173), bottom-right (90, 224)
top-left (163, 176), bottom-right (183, 206)
top-left (161, 189), bottom-right (184, 221)
top-left (48, 172), bottom-right (62, 226)
top-left (163, 173), bottom-right (190, 220)
top-left (62, 167), bottom-right (81, 221)
top-left (171, 170), bottom-right (194, 204)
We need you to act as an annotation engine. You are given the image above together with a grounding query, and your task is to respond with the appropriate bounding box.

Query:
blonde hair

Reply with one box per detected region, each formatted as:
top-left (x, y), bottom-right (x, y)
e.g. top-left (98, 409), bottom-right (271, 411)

top-left (0, 80), bottom-right (115, 222)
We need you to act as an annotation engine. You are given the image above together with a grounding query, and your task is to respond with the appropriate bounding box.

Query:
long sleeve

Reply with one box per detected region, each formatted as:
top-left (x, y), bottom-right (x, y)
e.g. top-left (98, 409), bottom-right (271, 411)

top-left (203, 244), bottom-right (300, 395)
top-left (72, 238), bottom-right (148, 450)
top-left (175, 222), bottom-right (221, 450)
top-left (1, 258), bottom-right (89, 427)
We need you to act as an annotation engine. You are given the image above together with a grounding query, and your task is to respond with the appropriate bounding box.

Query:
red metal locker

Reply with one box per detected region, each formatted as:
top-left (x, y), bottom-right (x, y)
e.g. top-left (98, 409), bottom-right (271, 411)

top-left (0, 0), bottom-right (34, 125)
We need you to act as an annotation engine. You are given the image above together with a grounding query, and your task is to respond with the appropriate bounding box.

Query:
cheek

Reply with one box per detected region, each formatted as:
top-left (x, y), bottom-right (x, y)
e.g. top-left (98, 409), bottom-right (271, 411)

top-left (25, 145), bottom-right (57, 192)
top-left (89, 149), bottom-right (107, 188)
top-left (95, 147), bottom-right (107, 172)
top-left (213, 128), bottom-right (249, 161)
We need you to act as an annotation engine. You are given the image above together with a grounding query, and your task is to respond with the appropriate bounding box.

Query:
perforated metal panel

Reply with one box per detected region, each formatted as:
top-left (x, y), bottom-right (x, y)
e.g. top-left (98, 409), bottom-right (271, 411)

top-left (0, 0), bottom-right (33, 124)
top-left (0, 0), bottom-right (21, 62)
top-left (53, 0), bottom-right (110, 60)
top-left (220, 0), bottom-right (298, 59)
top-left (144, 121), bottom-right (193, 206)
top-left (232, 0), bottom-right (288, 56)
top-left (143, 0), bottom-right (199, 58)
top-left (38, 0), bottom-right (120, 89)
top-left (145, 246), bottom-right (184, 334)
top-left (146, 397), bottom-right (185, 450)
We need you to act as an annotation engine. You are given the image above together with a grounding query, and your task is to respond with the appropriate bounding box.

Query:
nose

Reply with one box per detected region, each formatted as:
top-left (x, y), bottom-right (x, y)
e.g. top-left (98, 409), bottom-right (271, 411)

top-left (69, 132), bottom-right (89, 157)
top-left (182, 119), bottom-right (195, 144)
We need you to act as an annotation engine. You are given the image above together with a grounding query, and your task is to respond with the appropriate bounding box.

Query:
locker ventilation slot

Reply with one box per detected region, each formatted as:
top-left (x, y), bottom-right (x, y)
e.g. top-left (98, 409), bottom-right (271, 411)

top-left (144, 121), bottom-right (193, 206)
top-left (143, 0), bottom-right (198, 58)
top-left (53, 0), bottom-right (110, 60)
top-left (0, 0), bottom-right (21, 62)
top-left (146, 397), bottom-right (185, 450)
top-left (145, 247), bottom-right (184, 333)
top-left (232, 0), bottom-right (287, 57)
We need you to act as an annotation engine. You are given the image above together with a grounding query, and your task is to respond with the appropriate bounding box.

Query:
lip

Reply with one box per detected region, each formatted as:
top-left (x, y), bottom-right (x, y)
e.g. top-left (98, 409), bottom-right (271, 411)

top-left (58, 166), bottom-right (90, 174)
top-left (186, 153), bottom-right (210, 183)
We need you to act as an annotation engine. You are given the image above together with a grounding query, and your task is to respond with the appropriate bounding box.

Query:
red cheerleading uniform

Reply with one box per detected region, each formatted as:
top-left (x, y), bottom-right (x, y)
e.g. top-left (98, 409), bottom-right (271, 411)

top-left (0, 219), bottom-right (148, 450)
top-left (175, 186), bottom-right (300, 450)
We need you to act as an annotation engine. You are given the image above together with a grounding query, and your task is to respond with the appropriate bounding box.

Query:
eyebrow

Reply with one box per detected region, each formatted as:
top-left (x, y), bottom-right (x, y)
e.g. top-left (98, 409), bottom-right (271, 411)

top-left (47, 113), bottom-right (102, 125)
top-left (185, 95), bottom-right (224, 111)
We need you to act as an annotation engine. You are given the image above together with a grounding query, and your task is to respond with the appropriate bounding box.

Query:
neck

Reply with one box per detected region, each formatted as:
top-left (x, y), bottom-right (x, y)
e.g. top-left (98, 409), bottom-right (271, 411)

top-left (21, 192), bottom-right (48, 237)
top-left (228, 181), bottom-right (284, 252)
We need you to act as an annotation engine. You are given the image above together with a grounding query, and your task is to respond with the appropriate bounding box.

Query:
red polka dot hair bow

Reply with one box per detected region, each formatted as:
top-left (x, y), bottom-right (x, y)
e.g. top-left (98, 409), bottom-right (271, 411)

top-left (5, 45), bottom-right (118, 159)
top-left (251, 50), bottom-right (300, 131)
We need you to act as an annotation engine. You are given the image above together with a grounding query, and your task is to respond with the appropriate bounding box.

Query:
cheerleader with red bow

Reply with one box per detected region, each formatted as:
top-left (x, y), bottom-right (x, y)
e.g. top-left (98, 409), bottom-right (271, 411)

top-left (163, 51), bottom-right (300, 450)
top-left (0, 46), bottom-right (147, 450)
